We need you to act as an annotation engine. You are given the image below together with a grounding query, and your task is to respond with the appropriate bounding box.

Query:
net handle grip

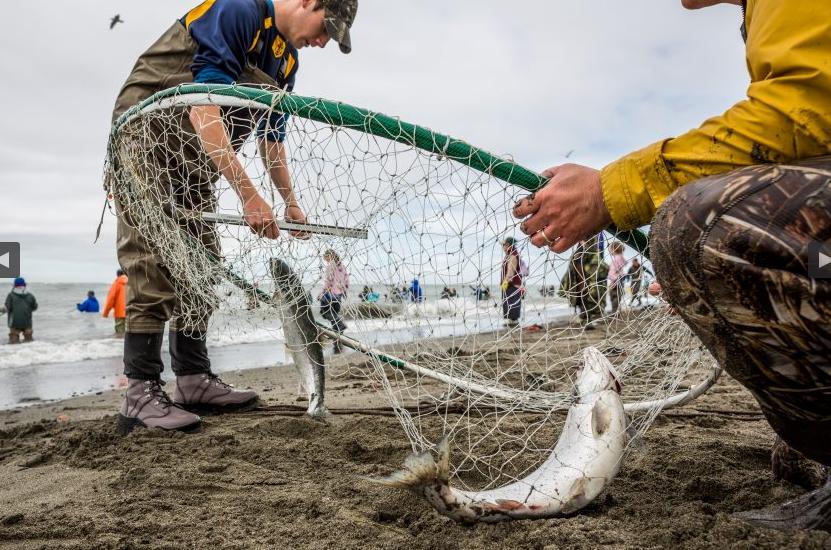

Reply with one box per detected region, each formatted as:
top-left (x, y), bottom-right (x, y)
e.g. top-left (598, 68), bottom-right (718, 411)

top-left (165, 204), bottom-right (368, 239)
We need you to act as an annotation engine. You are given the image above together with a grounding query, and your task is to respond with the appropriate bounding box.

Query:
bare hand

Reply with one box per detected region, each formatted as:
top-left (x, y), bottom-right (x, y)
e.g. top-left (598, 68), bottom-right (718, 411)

top-left (512, 164), bottom-right (612, 254)
top-left (243, 194), bottom-right (279, 240)
top-left (648, 281), bottom-right (663, 297)
top-left (285, 204), bottom-right (311, 240)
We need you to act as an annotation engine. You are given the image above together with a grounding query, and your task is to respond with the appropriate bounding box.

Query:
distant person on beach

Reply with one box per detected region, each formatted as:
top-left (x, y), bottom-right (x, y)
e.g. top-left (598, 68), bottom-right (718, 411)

top-left (77, 291), bottom-right (100, 313)
top-left (471, 285), bottom-right (490, 301)
top-left (606, 241), bottom-right (627, 314)
top-left (409, 278), bottom-right (424, 303)
top-left (559, 238), bottom-right (607, 326)
top-left (389, 285), bottom-right (408, 304)
top-left (439, 286), bottom-right (457, 300)
top-left (109, 0), bottom-right (359, 434)
top-left (359, 286), bottom-right (380, 303)
top-left (5, 278), bottom-right (37, 344)
top-left (320, 249), bottom-right (349, 354)
top-left (513, 0), bottom-right (831, 530)
top-left (103, 270), bottom-right (128, 337)
top-left (500, 237), bottom-right (524, 326)
top-left (625, 258), bottom-right (653, 307)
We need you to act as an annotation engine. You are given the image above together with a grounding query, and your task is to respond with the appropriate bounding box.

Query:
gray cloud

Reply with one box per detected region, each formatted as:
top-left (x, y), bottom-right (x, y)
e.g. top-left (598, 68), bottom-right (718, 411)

top-left (0, 1), bottom-right (749, 281)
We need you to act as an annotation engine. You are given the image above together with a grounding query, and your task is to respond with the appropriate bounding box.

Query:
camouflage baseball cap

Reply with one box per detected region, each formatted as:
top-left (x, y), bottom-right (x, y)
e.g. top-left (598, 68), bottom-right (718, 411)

top-left (320, 0), bottom-right (357, 54)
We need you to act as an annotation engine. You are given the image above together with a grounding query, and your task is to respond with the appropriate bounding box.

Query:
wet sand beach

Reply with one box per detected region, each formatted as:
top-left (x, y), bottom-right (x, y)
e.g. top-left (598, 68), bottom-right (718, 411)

top-left (0, 329), bottom-right (829, 549)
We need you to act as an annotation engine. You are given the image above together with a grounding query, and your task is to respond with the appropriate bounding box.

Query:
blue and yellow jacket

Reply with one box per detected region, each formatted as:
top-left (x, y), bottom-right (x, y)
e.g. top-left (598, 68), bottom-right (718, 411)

top-left (181, 0), bottom-right (299, 142)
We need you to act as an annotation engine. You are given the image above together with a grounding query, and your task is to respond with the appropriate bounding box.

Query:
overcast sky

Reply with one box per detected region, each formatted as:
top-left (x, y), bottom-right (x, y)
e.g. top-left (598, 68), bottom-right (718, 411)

top-left (0, 1), bottom-right (748, 283)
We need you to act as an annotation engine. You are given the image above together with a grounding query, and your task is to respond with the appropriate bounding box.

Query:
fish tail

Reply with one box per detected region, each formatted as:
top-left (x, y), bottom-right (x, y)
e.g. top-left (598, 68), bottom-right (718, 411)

top-left (366, 436), bottom-right (451, 489)
top-left (307, 393), bottom-right (329, 418)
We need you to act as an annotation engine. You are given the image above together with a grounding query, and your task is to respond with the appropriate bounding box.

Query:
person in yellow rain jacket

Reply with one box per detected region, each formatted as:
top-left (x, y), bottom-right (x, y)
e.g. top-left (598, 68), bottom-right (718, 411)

top-left (513, 0), bottom-right (831, 531)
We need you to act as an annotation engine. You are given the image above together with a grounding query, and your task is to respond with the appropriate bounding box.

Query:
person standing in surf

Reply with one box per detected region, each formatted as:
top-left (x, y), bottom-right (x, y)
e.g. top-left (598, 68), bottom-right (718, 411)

top-left (409, 278), bottom-right (424, 304)
top-left (5, 278), bottom-right (37, 344)
top-left (109, 0), bottom-right (359, 434)
top-left (76, 291), bottom-right (101, 313)
top-left (102, 269), bottom-right (127, 336)
top-left (320, 249), bottom-right (349, 354)
top-left (513, 0), bottom-right (831, 531)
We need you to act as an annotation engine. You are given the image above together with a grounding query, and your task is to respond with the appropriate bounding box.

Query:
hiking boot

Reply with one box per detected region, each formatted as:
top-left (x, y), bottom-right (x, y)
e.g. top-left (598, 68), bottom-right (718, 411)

top-left (173, 373), bottom-right (259, 414)
top-left (117, 378), bottom-right (201, 435)
top-left (735, 477), bottom-right (831, 532)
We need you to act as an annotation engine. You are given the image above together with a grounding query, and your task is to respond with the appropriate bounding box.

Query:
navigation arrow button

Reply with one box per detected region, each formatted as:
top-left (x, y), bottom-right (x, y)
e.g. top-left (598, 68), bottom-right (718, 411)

top-left (0, 243), bottom-right (19, 278)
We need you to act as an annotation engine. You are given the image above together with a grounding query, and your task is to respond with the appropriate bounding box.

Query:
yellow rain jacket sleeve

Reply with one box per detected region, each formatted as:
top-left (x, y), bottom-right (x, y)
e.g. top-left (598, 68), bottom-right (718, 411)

top-left (600, 0), bottom-right (831, 230)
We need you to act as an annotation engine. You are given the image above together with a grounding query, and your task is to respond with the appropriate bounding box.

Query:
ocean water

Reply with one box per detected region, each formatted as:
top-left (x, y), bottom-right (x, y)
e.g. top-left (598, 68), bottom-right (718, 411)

top-left (0, 282), bottom-right (574, 409)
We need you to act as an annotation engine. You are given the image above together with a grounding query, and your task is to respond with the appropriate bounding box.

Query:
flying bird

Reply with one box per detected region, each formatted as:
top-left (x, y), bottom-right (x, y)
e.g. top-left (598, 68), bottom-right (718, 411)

top-left (110, 14), bottom-right (123, 30)
top-left (565, 149), bottom-right (575, 158)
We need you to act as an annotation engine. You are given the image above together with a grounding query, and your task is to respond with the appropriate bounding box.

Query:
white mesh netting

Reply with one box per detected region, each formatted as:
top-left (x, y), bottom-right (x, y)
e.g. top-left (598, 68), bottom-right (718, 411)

top-left (105, 84), bottom-right (718, 495)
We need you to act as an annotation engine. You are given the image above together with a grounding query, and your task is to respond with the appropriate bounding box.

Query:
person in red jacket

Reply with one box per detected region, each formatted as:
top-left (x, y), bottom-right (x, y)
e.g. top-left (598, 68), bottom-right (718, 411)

top-left (103, 269), bottom-right (128, 337)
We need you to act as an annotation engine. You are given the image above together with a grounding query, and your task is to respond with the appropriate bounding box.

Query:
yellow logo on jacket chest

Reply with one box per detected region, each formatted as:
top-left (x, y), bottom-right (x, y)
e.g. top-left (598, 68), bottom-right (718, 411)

top-left (272, 36), bottom-right (286, 58)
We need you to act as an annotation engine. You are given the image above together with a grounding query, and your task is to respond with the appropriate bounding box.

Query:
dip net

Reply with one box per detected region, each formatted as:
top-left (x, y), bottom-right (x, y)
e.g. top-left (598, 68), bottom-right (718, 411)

top-left (106, 84), bottom-right (719, 492)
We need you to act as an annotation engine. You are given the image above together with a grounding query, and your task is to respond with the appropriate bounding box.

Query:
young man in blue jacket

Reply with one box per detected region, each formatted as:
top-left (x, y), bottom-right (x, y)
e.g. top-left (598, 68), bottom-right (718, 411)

top-left (110, 0), bottom-right (358, 435)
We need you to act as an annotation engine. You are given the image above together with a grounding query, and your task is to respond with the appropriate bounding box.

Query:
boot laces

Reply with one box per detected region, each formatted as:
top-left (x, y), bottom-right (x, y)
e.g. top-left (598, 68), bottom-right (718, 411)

top-left (144, 379), bottom-right (174, 408)
top-left (206, 373), bottom-right (235, 389)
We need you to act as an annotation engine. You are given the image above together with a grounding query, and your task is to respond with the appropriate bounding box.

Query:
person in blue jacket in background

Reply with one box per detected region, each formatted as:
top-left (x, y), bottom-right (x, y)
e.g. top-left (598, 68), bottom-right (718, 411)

top-left (76, 291), bottom-right (100, 313)
top-left (409, 278), bottom-right (424, 303)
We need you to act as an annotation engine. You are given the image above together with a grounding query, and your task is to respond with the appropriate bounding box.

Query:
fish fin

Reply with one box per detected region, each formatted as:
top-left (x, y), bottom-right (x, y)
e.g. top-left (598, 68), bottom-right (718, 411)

top-left (365, 437), bottom-right (452, 490)
top-left (607, 362), bottom-right (623, 394)
top-left (364, 448), bottom-right (438, 489)
top-left (591, 398), bottom-right (612, 438)
top-left (306, 395), bottom-right (330, 419)
top-left (560, 477), bottom-right (590, 515)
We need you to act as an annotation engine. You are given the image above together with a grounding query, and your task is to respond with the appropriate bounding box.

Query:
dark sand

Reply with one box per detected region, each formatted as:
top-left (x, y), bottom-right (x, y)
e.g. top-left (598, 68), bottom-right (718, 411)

top-left (1, 329), bottom-right (829, 550)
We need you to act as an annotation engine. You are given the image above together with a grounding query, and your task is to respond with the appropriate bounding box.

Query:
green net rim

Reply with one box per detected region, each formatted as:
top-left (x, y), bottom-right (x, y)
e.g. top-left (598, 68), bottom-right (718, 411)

top-left (112, 83), bottom-right (649, 256)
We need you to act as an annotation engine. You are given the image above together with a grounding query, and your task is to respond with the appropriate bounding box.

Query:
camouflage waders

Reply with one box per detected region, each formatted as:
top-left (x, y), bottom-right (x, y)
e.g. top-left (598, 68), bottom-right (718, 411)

top-left (560, 237), bottom-right (609, 324)
top-left (651, 157), bottom-right (831, 466)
